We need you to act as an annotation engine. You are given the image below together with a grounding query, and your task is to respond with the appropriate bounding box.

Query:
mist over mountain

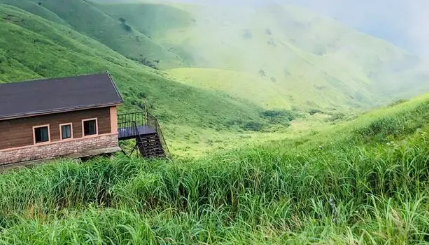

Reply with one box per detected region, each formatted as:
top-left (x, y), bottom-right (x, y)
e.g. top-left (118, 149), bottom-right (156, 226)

top-left (156, 0), bottom-right (428, 57)
top-left (283, 0), bottom-right (427, 57)
top-left (3, 0), bottom-right (429, 113)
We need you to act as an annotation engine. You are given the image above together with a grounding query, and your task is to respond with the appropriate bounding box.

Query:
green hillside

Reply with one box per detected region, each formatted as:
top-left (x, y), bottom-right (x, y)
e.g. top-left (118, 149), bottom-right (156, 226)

top-left (0, 0), bottom-right (187, 69)
top-left (1, 92), bottom-right (429, 243)
top-left (1, 0), bottom-right (428, 154)
top-left (96, 1), bottom-right (429, 111)
top-left (3, 0), bottom-right (428, 112)
top-left (167, 68), bottom-right (294, 109)
top-left (2, 0), bottom-right (429, 243)
top-left (0, 3), bottom-right (291, 157)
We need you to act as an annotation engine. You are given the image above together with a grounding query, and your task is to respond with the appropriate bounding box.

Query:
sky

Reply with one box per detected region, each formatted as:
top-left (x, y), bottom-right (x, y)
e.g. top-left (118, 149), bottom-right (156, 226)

top-left (168, 0), bottom-right (429, 57)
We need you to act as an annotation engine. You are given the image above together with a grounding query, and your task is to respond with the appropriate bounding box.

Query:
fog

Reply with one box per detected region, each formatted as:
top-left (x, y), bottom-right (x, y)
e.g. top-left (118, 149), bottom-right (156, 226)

top-left (170, 0), bottom-right (429, 57)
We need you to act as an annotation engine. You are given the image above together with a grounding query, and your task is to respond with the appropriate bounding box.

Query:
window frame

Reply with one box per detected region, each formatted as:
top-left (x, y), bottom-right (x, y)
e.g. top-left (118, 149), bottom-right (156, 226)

top-left (33, 124), bottom-right (51, 144)
top-left (82, 118), bottom-right (98, 137)
top-left (59, 123), bottom-right (73, 140)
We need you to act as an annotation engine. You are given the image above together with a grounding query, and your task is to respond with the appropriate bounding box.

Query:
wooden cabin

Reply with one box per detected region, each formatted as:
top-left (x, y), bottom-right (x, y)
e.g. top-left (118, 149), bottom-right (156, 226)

top-left (0, 73), bottom-right (124, 166)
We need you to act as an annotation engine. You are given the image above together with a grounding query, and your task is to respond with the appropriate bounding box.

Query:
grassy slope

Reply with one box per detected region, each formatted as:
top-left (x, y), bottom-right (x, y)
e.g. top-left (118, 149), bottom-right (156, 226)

top-left (166, 68), bottom-right (294, 109)
top-left (97, 2), bottom-right (372, 111)
top-left (1, 1), bottom-right (429, 243)
top-left (0, 0), bottom-right (187, 69)
top-left (96, 2), bottom-right (429, 108)
top-left (0, 4), bottom-right (283, 157)
top-left (1, 92), bottom-right (429, 243)
top-left (96, 2), bottom-right (429, 112)
top-left (4, 0), bottom-right (428, 112)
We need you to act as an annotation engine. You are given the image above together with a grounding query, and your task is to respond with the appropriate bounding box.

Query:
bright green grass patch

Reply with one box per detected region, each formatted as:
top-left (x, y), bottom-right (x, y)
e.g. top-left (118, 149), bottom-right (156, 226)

top-left (1, 94), bottom-right (429, 243)
top-left (167, 68), bottom-right (294, 109)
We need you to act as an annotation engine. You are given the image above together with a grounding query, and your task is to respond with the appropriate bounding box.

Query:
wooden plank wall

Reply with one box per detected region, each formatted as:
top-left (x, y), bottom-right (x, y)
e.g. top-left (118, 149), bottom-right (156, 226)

top-left (0, 107), bottom-right (112, 150)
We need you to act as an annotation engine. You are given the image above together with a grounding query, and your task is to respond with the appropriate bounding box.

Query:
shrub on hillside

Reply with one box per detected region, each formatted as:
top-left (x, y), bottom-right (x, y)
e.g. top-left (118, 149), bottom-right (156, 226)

top-left (326, 112), bottom-right (346, 122)
top-left (261, 109), bottom-right (295, 125)
top-left (243, 121), bottom-right (264, 131)
top-left (129, 56), bottom-right (159, 69)
top-left (309, 109), bottom-right (322, 115)
top-left (119, 17), bottom-right (132, 32)
top-left (357, 117), bottom-right (406, 142)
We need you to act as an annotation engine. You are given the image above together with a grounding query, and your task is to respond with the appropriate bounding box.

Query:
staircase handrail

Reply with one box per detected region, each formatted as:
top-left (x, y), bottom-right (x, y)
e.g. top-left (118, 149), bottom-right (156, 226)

top-left (146, 112), bottom-right (170, 158)
top-left (133, 121), bottom-right (144, 145)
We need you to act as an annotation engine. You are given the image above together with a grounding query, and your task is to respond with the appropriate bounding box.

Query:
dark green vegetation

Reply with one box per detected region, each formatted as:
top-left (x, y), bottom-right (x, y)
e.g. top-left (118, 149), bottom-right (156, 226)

top-left (2, 0), bottom-right (429, 243)
top-left (1, 94), bottom-right (429, 244)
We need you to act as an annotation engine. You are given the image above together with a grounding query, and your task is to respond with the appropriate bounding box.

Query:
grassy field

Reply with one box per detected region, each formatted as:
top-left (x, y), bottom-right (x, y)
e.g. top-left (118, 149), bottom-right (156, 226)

top-left (0, 93), bottom-right (429, 244)
top-left (2, 1), bottom-right (429, 243)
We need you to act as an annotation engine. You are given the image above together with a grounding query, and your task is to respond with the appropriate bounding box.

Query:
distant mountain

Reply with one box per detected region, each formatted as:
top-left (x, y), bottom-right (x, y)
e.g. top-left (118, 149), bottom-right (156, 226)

top-left (96, 1), bottom-right (429, 110)
top-left (0, 2), bottom-right (269, 133)
top-left (1, 0), bottom-right (429, 114)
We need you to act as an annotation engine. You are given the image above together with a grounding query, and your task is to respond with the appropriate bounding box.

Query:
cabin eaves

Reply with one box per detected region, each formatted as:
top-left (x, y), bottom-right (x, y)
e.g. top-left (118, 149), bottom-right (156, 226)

top-left (0, 72), bottom-right (123, 121)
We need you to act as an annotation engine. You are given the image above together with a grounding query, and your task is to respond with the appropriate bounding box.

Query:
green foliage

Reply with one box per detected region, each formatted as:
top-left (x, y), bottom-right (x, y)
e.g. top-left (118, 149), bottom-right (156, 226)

top-left (309, 108), bottom-right (323, 115)
top-left (5, 0), bottom-right (429, 113)
top-left (357, 117), bottom-right (404, 141)
top-left (260, 109), bottom-right (295, 125)
top-left (356, 101), bottom-right (429, 143)
top-left (0, 0), bottom-right (185, 69)
top-left (96, 1), bottom-right (429, 112)
top-left (0, 4), bottom-right (271, 133)
top-left (243, 121), bottom-right (264, 131)
top-left (121, 22), bottom-right (132, 32)
top-left (0, 94), bottom-right (429, 243)
top-left (2, 1), bottom-right (429, 243)
top-left (326, 112), bottom-right (346, 122)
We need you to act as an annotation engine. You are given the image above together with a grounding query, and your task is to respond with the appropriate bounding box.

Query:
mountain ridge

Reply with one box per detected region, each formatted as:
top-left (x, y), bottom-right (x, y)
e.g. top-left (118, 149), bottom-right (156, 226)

top-left (95, 1), bottom-right (429, 110)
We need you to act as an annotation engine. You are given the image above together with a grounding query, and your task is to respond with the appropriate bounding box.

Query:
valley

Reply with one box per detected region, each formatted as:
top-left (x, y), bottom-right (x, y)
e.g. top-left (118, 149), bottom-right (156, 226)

top-left (0, 0), bottom-right (428, 243)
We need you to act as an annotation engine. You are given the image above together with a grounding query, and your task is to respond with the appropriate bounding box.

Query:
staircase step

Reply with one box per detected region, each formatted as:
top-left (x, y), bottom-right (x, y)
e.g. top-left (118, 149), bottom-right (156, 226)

top-left (140, 150), bottom-right (165, 155)
top-left (139, 141), bottom-right (161, 145)
top-left (139, 147), bottom-right (164, 152)
top-left (140, 144), bottom-right (162, 147)
top-left (134, 132), bottom-right (167, 159)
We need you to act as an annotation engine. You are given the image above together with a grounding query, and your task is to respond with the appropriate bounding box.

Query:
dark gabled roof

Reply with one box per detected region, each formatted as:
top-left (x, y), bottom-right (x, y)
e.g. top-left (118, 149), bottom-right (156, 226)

top-left (0, 72), bottom-right (123, 121)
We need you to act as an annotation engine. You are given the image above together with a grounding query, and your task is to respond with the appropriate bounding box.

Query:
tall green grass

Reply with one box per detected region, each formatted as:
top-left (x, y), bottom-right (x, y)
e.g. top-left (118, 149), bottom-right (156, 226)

top-left (1, 88), bottom-right (429, 244)
top-left (1, 105), bottom-right (429, 243)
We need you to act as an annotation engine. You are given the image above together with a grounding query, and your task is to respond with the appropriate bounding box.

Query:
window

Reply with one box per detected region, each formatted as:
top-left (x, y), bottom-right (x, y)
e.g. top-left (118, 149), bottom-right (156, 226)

top-left (83, 119), bottom-right (98, 136)
top-left (34, 125), bottom-right (50, 144)
top-left (60, 123), bottom-right (73, 140)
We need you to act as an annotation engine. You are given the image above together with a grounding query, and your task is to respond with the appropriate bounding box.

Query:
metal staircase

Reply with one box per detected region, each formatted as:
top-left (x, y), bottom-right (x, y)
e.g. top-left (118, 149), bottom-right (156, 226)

top-left (117, 110), bottom-right (169, 159)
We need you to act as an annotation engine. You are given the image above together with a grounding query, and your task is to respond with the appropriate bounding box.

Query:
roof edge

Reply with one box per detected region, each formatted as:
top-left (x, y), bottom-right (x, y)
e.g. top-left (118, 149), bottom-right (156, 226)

top-left (106, 71), bottom-right (124, 104)
top-left (0, 102), bottom-right (123, 121)
top-left (0, 72), bottom-right (114, 87)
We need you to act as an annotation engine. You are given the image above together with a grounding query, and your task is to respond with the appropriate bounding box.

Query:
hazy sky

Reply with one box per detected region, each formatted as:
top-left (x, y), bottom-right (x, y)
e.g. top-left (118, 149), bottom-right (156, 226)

top-left (169, 0), bottom-right (429, 56)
